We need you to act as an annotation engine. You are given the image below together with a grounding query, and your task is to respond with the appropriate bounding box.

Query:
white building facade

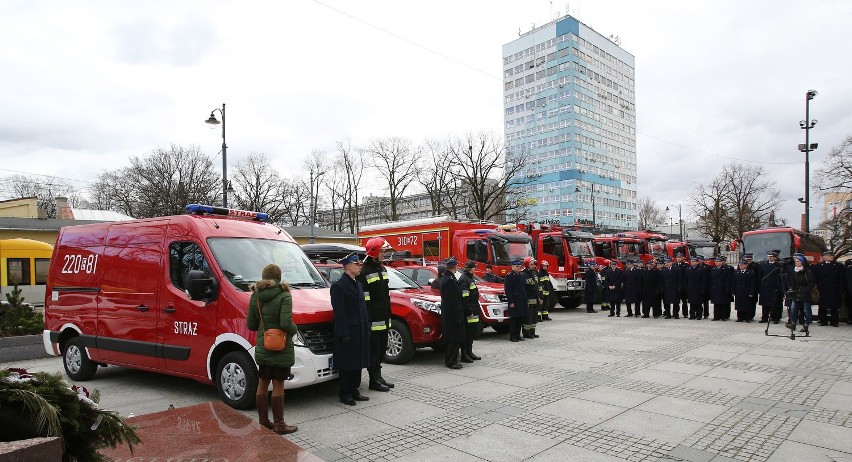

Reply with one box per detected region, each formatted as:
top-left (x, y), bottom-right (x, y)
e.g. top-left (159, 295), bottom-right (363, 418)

top-left (503, 15), bottom-right (637, 230)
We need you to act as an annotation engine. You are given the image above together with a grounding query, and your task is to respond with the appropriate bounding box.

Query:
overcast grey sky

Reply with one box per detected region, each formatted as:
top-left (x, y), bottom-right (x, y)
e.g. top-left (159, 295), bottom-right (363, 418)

top-left (1, 0), bottom-right (849, 226)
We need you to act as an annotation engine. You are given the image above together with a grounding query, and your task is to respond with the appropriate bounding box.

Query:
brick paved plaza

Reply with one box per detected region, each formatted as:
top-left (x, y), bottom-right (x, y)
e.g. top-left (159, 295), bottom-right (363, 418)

top-left (11, 309), bottom-right (852, 461)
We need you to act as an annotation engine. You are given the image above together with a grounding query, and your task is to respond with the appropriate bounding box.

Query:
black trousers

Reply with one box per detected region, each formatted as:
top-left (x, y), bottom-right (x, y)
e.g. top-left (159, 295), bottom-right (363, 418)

top-left (445, 340), bottom-right (461, 366)
top-left (748, 299), bottom-right (758, 320)
top-left (464, 321), bottom-right (478, 354)
top-left (702, 298), bottom-right (710, 318)
top-left (664, 302), bottom-right (677, 317)
top-left (818, 304), bottom-right (840, 324)
top-left (625, 302), bottom-right (636, 315)
top-left (690, 302), bottom-right (703, 319)
top-left (713, 302), bottom-right (731, 320)
top-left (609, 302), bottom-right (621, 315)
top-left (509, 316), bottom-right (523, 340)
top-left (679, 292), bottom-right (689, 317)
top-left (760, 302), bottom-right (783, 322)
top-left (338, 369), bottom-right (362, 400)
top-left (368, 328), bottom-right (388, 380)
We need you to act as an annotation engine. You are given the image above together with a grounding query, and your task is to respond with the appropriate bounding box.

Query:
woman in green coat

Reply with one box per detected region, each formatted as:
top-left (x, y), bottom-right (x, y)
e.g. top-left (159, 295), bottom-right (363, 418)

top-left (246, 264), bottom-right (299, 434)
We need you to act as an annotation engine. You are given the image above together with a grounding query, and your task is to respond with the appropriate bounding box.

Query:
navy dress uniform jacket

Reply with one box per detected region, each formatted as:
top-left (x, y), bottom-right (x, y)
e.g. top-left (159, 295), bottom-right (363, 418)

top-left (330, 274), bottom-right (370, 371)
top-left (623, 268), bottom-right (643, 304)
top-left (660, 266), bottom-right (682, 304)
top-left (757, 261), bottom-right (784, 307)
top-left (440, 272), bottom-right (465, 342)
top-left (733, 269), bottom-right (757, 311)
top-left (504, 271), bottom-right (528, 318)
top-left (686, 265), bottom-right (707, 304)
top-left (584, 267), bottom-right (598, 304)
top-left (812, 261), bottom-right (845, 307)
top-left (710, 265), bottom-right (735, 304)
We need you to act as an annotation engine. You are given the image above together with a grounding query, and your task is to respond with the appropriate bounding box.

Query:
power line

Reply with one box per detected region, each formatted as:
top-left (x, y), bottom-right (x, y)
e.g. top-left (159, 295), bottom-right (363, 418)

top-left (637, 132), bottom-right (801, 165)
top-left (314, 2), bottom-right (804, 168)
top-left (0, 168), bottom-right (95, 185)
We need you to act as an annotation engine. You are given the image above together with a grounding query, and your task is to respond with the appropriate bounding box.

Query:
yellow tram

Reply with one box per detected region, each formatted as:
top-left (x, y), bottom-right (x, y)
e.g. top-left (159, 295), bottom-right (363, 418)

top-left (0, 238), bottom-right (54, 307)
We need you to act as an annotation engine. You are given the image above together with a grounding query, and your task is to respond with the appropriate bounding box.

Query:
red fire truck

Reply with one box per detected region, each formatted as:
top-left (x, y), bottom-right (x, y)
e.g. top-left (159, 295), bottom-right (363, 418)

top-left (592, 236), bottom-right (643, 268)
top-left (732, 227), bottom-right (826, 262)
top-left (615, 230), bottom-right (670, 262)
top-left (358, 216), bottom-right (533, 279)
top-left (513, 222), bottom-right (594, 308)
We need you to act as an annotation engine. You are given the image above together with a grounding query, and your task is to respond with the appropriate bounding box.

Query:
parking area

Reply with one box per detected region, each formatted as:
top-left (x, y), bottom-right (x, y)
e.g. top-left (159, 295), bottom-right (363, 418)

top-left (8, 308), bottom-right (852, 461)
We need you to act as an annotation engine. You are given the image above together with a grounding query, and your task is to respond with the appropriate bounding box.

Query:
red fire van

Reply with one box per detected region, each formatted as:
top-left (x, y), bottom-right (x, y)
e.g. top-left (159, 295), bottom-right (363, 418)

top-left (42, 205), bottom-right (337, 409)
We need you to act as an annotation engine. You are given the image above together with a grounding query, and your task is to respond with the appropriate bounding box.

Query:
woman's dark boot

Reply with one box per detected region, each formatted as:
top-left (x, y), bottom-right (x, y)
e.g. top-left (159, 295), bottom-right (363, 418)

top-left (271, 396), bottom-right (298, 434)
top-left (256, 393), bottom-right (273, 429)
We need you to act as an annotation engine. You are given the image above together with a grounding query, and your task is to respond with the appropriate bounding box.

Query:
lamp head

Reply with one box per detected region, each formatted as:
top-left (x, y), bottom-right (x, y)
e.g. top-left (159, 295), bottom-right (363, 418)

top-left (806, 89), bottom-right (818, 100)
top-left (798, 197), bottom-right (806, 204)
top-left (799, 120), bottom-right (806, 128)
top-left (205, 112), bottom-right (220, 125)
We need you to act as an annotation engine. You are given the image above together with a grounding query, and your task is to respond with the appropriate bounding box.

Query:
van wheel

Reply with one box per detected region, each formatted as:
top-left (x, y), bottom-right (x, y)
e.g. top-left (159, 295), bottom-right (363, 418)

top-left (215, 351), bottom-right (258, 410)
top-left (385, 319), bottom-right (415, 365)
top-left (491, 324), bottom-right (510, 334)
top-left (63, 337), bottom-right (97, 381)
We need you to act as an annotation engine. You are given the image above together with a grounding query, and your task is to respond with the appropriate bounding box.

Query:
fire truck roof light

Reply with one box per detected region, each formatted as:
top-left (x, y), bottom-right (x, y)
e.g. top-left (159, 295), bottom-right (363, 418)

top-left (185, 204), bottom-right (269, 221)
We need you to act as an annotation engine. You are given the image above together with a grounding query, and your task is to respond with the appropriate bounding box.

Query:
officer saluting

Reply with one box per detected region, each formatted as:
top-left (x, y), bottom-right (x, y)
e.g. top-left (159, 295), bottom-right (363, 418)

top-left (458, 261), bottom-right (482, 361)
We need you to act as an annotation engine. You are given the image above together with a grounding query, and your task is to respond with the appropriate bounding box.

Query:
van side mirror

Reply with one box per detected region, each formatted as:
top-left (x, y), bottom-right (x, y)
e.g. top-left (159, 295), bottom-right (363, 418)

top-left (186, 270), bottom-right (218, 303)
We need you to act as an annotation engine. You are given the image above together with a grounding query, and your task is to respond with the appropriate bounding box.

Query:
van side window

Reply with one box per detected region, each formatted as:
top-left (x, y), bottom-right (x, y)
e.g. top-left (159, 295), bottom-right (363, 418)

top-left (7, 258), bottom-right (31, 285)
top-left (169, 242), bottom-right (210, 291)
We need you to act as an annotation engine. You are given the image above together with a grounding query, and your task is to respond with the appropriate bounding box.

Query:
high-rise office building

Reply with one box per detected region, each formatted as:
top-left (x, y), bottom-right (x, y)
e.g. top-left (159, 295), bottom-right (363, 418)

top-left (503, 15), bottom-right (636, 230)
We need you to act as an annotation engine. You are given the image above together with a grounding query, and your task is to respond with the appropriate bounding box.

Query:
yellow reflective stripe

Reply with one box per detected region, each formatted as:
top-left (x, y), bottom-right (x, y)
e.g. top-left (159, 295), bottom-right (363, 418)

top-left (462, 290), bottom-right (470, 297)
top-left (365, 272), bottom-right (381, 284)
top-left (539, 277), bottom-right (548, 282)
top-left (366, 276), bottom-right (380, 284)
top-left (470, 283), bottom-right (476, 289)
top-left (380, 271), bottom-right (389, 280)
top-left (528, 299), bottom-right (538, 305)
top-left (370, 321), bottom-right (387, 331)
top-left (542, 311), bottom-right (549, 315)
top-left (466, 315), bottom-right (479, 323)
top-left (364, 293), bottom-right (371, 301)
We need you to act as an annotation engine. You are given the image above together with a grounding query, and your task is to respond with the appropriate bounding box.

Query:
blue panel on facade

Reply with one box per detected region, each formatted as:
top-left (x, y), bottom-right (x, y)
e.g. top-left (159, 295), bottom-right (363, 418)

top-left (556, 17), bottom-right (579, 36)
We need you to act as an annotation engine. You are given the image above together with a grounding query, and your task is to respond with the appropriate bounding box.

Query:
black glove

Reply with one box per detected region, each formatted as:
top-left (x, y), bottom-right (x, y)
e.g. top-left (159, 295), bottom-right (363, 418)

top-left (342, 336), bottom-right (351, 346)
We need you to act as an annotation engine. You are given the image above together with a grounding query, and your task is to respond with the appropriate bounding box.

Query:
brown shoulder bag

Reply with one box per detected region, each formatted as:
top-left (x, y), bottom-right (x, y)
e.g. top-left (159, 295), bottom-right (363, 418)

top-left (257, 299), bottom-right (286, 351)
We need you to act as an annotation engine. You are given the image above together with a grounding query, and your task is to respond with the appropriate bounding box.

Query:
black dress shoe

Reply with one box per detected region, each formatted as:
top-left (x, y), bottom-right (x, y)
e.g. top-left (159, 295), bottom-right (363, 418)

top-left (447, 363), bottom-right (463, 370)
top-left (378, 377), bottom-right (394, 388)
top-left (469, 353), bottom-right (482, 360)
top-left (642, 315), bottom-right (650, 318)
top-left (352, 392), bottom-right (370, 401)
top-left (369, 381), bottom-right (390, 392)
top-left (460, 356), bottom-right (474, 363)
top-left (510, 338), bottom-right (520, 342)
top-left (340, 397), bottom-right (356, 406)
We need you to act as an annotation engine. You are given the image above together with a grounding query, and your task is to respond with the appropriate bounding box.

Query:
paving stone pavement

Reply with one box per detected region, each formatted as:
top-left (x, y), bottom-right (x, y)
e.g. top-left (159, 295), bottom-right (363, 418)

top-left (5, 307), bottom-right (852, 461)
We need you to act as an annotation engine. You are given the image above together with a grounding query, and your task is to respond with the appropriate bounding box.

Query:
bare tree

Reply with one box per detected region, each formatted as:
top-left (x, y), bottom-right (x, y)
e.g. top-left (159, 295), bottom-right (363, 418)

top-left (814, 135), bottom-right (852, 191)
top-left (690, 174), bottom-right (731, 243)
top-left (366, 137), bottom-right (418, 221)
top-left (129, 144), bottom-right (221, 218)
top-left (338, 139), bottom-right (365, 233)
top-left (230, 153), bottom-right (287, 223)
top-left (0, 175), bottom-right (82, 218)
top-left (724, 164), bottom-right (781, 239)
top-left (818, 212), bottom-right (852, 257)
top-left (417, 139), bottom-right (460, 218)
top-left (279, 177), bottom-right (309, 226)
top-left (637, 196), bottom-right (668, 231)
top-left (88, 169), bottom-right (138, 217)
top-left (448, 132), bottom-right (527, 222)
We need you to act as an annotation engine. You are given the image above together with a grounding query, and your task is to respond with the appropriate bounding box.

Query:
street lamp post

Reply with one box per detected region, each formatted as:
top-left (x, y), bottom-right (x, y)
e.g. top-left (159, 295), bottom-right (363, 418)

top-left (575, 183), bottom-right (596, 230)
top-left (309, 170), bottom-right (325, 244)
top-left (205, 103), bottom-right (229, 208)
top-left (666, 205), bottom-right (683, 240)
top-left (799, 90), bottom-right (818, 233)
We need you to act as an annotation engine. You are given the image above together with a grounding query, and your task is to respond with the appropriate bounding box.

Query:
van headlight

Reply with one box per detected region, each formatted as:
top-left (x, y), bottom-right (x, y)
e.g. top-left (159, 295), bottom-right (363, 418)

top-left (481, 293), bottom-right (500, 303)
top-left (411, 298), bottom-right (442, 314)
top-left (292, 331), bottom-right (306, 347)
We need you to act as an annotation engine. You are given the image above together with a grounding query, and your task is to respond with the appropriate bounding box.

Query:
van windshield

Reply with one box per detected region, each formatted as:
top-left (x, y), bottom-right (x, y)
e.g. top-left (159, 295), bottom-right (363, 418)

top-left (208, 238), bottom-right (327, 291)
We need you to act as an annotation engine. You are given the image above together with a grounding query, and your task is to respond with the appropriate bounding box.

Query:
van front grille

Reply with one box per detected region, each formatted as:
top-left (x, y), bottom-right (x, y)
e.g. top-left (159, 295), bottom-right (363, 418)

top-left (299, 325), bottom-right (334, 355)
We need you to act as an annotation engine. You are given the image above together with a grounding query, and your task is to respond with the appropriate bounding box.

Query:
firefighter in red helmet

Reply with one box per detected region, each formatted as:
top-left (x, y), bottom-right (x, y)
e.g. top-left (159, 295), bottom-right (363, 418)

top-left (356, 237), bottom-right (394, 392)
top-left (522, 257), bottom-right (542, 338)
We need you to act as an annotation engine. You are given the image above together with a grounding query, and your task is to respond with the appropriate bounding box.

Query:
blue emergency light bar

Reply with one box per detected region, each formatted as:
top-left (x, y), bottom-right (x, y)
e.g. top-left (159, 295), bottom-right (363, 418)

top-left (186, 204), bottom-right (269, 221)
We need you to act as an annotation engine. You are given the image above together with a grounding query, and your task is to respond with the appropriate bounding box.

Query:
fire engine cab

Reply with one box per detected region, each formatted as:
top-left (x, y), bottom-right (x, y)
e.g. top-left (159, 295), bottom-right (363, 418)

top-left (42, 204), bottom-right (337, 410)
top-left (514, 222), bottom-right (594, 308)
top-left (358, 216), bottom-right (533, 279)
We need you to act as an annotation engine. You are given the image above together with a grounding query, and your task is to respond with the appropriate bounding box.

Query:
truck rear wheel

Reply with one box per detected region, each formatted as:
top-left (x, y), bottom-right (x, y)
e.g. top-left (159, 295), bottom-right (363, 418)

top-left (63, 337), bottom-right (97, 381)
top-left (559, 297), bottom-right (581, 309)
top-left (215, 351), bottom-right (258, 410)
top-left (491, 324), bottom-right (510, 334)
top-left (385, 319), bottom-right (415, 365)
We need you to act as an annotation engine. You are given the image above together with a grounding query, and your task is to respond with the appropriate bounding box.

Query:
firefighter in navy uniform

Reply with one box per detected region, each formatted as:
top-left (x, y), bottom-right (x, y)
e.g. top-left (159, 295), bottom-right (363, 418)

top-left (440, 258), bottom-right (465, 368)
top-left (357, 238), bottom-right (394, 392)
top-left (522, 257), bottom-right (542, 338)
top-left (674, 254), bottom-right (690, 318)
top-left (538, 260), bottom-right (555, 321)
top-left (734, 259), bottom-right (758, 322)
top-left (743, 253), bottom-right (759, 320)
top-left (458, 261), bottom-right (483, 361)
top-left (504, 259), bottom-right (528, 341)
top-left (812, 251), bottom-right (844, 327)
top-left (757, 251), bottom-right (784, 324)
top-left (686, 256), bottom-right (707, 320)
top-left (710, 256), bottom-right (734, 321)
